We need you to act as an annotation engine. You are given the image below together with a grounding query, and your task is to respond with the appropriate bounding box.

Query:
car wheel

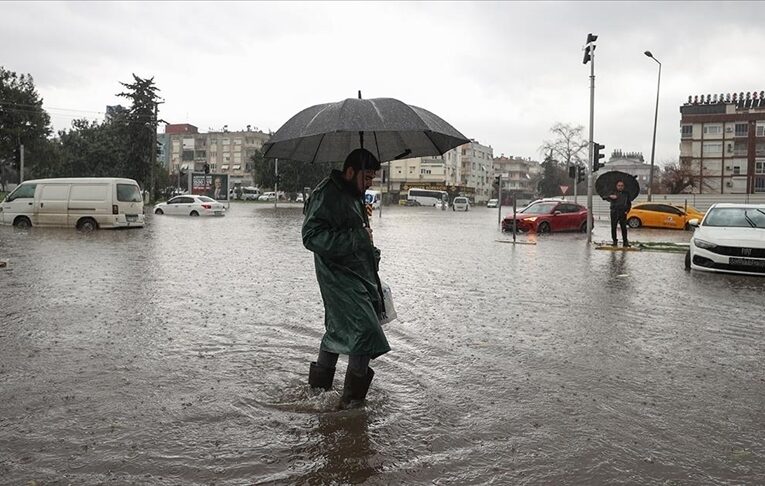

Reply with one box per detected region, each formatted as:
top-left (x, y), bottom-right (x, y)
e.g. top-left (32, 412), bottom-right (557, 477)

top-left (579, 221), bottom-right (588, 233)
top-left (684, 222), bottom-right (690, 231)
top-left (190, 210), bottom-right (199, 217)
top-left (76, 217), bottom-right (97, 232)
top-left (627, 217), bottom-right (641, 228)
top-left (155, 208), bottom-right (164, 215)
top-left (685, 250), bottom-right (691, 271)
top-left (13, 216), bottom-right (32, 229)
top-left (537, 222), bottom-right (551, 234)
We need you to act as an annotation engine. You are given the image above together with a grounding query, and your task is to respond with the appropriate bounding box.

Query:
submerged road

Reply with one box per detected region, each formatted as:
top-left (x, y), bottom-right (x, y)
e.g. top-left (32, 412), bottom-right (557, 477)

top-left (0, 204), bottom-right (763, 484)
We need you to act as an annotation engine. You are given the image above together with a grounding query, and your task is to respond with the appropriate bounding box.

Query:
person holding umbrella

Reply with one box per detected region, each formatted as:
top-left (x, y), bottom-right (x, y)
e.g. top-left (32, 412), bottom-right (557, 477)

top-left (302, 148), bottom-right (389, 409)
top-left (605, 179), bottom-right (631, 247)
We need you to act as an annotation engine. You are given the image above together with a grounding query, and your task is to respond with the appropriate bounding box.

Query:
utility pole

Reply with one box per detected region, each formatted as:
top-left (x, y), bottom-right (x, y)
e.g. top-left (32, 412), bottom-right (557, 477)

top-left (584, 33), bottom-right (598, 243)
top-left (19, 144), bottom-right (24, 183)
top-left (150, 102), bottom-right (158, 203)
top-left (274, 158), bottom-right (279, 209)
top-left (497, 173), bottom-right (502, 229)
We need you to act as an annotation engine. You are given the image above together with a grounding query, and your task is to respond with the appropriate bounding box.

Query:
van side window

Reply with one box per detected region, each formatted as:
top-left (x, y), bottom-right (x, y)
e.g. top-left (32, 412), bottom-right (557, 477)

top-left (6, 184), bottom-right (37, 201)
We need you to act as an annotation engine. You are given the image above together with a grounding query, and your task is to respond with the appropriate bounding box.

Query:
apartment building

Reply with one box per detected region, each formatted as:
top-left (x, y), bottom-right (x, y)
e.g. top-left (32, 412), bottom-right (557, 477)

top-left (164, 123), bottom-right (270, 187)
top-left (493, 155), bottom-right (540, 196)
top-left (679, 91), bottom-right (765, 193)
top-left (458, 140), bottom-right (494, 203)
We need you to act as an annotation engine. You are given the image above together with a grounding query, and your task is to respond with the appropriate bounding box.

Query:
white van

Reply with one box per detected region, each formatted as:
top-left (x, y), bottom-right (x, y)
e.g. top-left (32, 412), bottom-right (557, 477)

top-left (0, 177), bottom-right (145, 230)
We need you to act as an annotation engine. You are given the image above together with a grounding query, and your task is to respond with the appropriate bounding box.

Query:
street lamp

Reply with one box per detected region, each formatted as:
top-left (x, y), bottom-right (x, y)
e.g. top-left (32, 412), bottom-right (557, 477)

top-left (645, 50), bottom-right (661, 201)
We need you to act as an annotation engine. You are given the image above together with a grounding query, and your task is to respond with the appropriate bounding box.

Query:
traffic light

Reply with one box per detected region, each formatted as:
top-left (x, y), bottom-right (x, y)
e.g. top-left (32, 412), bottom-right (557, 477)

top-left (203, 163), bottom-right (210, 174)
top-left (593, 143), bottom-right (605, 172)
top-left (568, 165), bottom-right (576, 179)
top-left (583, 33), bottom-right (598, 64)
top-left (577, 166), bottom-right (586, 184)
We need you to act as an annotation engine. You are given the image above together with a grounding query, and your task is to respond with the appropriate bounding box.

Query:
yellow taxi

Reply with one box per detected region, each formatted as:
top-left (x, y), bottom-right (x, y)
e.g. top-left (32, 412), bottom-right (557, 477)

top-left (626, 203), bottom-right (705, 230)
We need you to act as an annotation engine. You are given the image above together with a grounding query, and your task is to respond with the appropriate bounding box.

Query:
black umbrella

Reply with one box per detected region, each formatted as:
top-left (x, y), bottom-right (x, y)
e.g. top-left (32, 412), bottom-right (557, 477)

top-left (595, 171), bottom-right (640, 201)
top-left (262, 94), bottom-right (469, 163)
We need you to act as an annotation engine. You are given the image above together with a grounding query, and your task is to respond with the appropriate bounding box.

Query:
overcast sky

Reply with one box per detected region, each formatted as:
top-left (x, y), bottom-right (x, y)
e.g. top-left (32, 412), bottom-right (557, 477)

top-left (3, 1), bottom-right (764, 165)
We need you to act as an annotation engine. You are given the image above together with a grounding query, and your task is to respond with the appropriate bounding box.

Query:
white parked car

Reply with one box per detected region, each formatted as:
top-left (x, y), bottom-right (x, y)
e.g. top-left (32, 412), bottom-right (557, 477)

top-left (687, 203), bottom-right (765, 276)
top-left (259, 192), bottom-right (276, 201)
top-left (154, 195), bottom-right (226, 217)
top-left (487, 199), bottom-right (498, 208)
top-left (452, 197), bottom-right (470, 211)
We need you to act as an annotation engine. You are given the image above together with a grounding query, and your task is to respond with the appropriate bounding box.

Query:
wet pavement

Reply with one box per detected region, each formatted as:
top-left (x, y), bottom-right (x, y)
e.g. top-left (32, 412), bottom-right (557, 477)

top-left (0, 203), bottom-right (763, 485)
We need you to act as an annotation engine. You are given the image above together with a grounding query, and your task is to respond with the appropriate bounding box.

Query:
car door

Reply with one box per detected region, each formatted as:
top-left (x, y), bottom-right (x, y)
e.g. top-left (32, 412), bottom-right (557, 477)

top-left (656, 205), bottom-right (682, 228)
top-left (37, 183), bottom-right (71, 227)
top-left (556, 203), bottom-right (577, 231)
top-left (1, 183), bottom-right (37, 225)
top-left (180, 196), bottom-right (196, 215)
top-left (639, 204), bottom-right (662, 228)
top-left (164, 197), bottom-right (180, 215)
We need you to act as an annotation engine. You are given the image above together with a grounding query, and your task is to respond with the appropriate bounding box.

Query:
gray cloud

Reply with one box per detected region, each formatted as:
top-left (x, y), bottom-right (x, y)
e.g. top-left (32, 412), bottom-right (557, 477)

top-left (2, 1), bottom-right (763, 164)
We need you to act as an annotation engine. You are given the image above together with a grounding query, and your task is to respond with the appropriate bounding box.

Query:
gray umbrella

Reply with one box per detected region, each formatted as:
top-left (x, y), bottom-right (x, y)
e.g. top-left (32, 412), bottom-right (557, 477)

top-left (262, 96), bottom-right (470, 163)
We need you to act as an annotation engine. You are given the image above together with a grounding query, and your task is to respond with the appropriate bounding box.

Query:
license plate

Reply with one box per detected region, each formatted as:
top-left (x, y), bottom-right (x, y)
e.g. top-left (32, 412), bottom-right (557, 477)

top-left (126, 214), bottom-right (137, 222)
top-left (730, 257), bottom-right (765, 268)
top-left (214, 211), bottom-right (222, 216)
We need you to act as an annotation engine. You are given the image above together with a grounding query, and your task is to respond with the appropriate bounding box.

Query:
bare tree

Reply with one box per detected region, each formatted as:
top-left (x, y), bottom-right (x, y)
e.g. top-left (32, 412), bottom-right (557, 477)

top-left (539, 123), bottom-right (588, 167)
top-left (661, 162), bottom-right (697, 194)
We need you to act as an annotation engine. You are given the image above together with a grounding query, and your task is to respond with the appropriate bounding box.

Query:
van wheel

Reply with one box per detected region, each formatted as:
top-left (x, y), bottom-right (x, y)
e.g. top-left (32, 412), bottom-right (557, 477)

top-left (13, 216), bottom-right (32, 229)
top-left (77, 218), bottom-right (97, 232)
top-left (190, 211), bottom-right (199, 217)
top-left (627, 217), bottom-right (641, 228)
top-left (155, 208), bottom-right (164, 215)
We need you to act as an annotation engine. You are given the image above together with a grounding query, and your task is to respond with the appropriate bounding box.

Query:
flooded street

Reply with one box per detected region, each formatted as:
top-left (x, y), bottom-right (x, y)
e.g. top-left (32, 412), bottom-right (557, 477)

top-left (1, 203), bottom-right (763, 485)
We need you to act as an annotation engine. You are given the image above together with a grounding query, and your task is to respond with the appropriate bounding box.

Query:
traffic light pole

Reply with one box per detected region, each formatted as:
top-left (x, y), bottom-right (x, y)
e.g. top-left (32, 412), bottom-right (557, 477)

top-left (497, 174), bottom-right (502, 229)
top-left (586, 44), bottom-right (596, 243)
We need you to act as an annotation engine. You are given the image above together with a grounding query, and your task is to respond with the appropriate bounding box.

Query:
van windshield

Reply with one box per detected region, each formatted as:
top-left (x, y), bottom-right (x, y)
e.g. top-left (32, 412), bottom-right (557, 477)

top-left (6, 184), bottom-right (37, 202)
top-left (117, 184), bottom-right (143, 202)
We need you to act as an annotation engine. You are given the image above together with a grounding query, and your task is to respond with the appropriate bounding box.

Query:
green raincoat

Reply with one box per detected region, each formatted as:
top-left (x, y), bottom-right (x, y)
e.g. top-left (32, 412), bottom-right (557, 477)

top-left (302, 170), bottom-right (390, 358)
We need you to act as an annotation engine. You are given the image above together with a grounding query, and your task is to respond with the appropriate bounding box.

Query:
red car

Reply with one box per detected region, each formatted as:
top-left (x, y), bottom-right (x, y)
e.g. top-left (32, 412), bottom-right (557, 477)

top-left (502, 199), bottom-right (589, 233)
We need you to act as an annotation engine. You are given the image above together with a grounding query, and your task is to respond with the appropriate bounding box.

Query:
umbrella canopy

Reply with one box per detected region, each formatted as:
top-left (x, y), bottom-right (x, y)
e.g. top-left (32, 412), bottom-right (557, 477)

top-left (595, 171), bottom-right (640, 201)
top-left (262, 97), bottom-right (470, 163)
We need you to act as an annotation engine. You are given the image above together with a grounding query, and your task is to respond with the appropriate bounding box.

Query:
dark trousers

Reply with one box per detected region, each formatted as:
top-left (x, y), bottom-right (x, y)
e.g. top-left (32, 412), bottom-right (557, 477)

top-left (610, 210), bottom-right (628, 244)
top-left (317, 348), bottom-right (370, 377)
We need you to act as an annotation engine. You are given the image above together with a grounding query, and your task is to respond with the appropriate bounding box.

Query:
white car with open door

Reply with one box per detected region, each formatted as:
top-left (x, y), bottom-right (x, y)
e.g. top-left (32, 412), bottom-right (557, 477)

top-left (687, 203), bottom-right (765, 276)
top-left (153, 195), bottom-right (226, 217)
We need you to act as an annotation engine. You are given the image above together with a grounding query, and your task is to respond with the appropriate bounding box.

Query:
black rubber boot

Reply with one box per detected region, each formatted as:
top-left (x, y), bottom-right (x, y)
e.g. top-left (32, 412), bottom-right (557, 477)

top-left (340, 367), bottom-right (375, 409)
top-left (623, 241), bottom-right (631, 248)
top-left (308, 362), bottom-right (335, 391)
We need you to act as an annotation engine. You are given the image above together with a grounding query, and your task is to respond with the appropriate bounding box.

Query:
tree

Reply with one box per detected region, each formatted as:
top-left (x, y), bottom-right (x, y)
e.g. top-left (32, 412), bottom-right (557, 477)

top-left (55, 117), bottom-right (129, 178)
top-left (537, 152), bottom-right (569, 197)
top-left (251, 148), bottom-right (337, 195)
top-left (117, 74), bottom-right (162, 198)
top-left (0, 67), bottom-right (52, 190)
top-left (540, 123), bottom-right (588, 169)
top-left (661, 162), bottom-right (697, 194)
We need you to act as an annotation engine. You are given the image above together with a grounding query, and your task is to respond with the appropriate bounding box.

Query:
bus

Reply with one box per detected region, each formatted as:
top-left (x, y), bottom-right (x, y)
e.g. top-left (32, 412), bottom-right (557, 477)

top-left (407, 188), bottom-right (448, 207)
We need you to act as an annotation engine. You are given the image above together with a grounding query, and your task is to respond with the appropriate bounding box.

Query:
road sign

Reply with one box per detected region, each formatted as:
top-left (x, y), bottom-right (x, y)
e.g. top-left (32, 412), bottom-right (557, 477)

top-left (560, 185), bottom-right (570, 195)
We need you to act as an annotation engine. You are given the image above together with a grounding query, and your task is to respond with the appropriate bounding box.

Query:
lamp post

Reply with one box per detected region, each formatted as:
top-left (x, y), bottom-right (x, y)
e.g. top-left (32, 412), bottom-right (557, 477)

top-left (645, 50), bottom-right (661, 201)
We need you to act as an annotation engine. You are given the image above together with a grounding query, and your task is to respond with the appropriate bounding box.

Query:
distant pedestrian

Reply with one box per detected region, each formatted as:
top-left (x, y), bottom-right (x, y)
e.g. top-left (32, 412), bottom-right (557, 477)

top-left (301, 148), bottom-right (389, 409)
top-left (605, 179), bottom-right (631, 247)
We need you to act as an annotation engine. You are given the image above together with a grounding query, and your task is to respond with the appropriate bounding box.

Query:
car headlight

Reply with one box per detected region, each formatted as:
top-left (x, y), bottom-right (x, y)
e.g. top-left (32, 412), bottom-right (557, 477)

top-left (525, 217), bottom-right (538, 222)
top-left (693, 238), bottom-right (716, 250)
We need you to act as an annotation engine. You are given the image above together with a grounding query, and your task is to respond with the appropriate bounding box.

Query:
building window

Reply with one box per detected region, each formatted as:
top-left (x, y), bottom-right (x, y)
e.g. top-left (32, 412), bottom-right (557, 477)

top-left (702, 142), bottom-right (722, 154)
top-left (755, 160), bottom-right (765, 174)
top-left (681, 125), bottom-right (692, 138)
top-left (733, 166), bottom-right (741, 175)
top-left (755, 177), bottom-right (765, 193)
top-left (703, 124), bottom-right (722, 135)
top-left (757, 122), bottom-right (765, 137)
top-left (735, 123), bottom-right (748, 137)
top-left (757, 142), bottom-right (765, 157)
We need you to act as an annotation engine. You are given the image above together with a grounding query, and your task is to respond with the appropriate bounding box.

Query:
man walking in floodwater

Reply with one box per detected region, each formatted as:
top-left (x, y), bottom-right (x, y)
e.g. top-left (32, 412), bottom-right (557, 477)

top-left (302, 148), bottom-right (389, 409)
top-left (606, 179), bottom-right (631, 247)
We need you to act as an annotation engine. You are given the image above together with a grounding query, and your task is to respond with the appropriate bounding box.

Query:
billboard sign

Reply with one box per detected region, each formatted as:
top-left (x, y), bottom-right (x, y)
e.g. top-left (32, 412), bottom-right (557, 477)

top-left (191, 172), bottom-right (229, 201)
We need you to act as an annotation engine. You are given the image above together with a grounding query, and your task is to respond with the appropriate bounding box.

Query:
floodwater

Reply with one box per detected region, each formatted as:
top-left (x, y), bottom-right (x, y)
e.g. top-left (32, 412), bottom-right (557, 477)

top-left (0, 203), bottom-right (763, 485)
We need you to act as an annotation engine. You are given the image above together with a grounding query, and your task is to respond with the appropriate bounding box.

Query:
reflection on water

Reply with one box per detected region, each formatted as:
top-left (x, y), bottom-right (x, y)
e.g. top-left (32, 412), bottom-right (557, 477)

top-left (0, 204), bottom-right (763, 484)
